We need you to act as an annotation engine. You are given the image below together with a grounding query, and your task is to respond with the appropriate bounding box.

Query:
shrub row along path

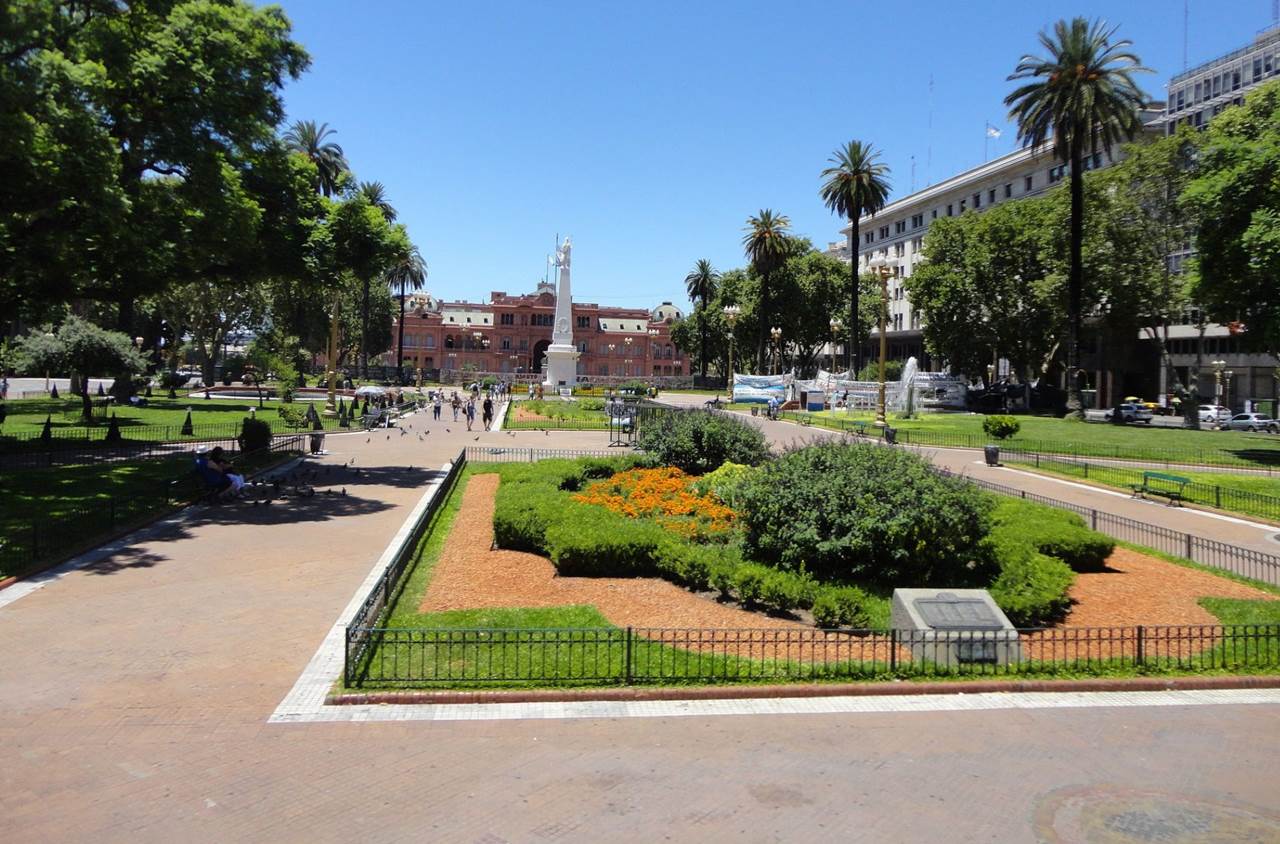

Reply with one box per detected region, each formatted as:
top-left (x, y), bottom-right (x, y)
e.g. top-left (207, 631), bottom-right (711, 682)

top-left (422, 473), bottom-right (1272, 661)
top-left (2, 406), bottom-right (1280, 840)
top-left (655, 393), bottom-right (1280, 561)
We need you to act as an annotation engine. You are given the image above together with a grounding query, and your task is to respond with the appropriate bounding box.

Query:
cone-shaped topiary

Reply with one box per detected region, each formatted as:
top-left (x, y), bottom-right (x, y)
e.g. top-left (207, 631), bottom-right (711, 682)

top-left (180, 409), bottom-right (193, 436)
top-left (339, 405), bottom-right (350, 428)
top-left (97, 382), bottom-right (105, 396)
top-left (40, 414), bottom-right (52, 442)
top-left (50, 384), bottom-right (59, 399)
top-left (105, 413), bottom-right (122, 443)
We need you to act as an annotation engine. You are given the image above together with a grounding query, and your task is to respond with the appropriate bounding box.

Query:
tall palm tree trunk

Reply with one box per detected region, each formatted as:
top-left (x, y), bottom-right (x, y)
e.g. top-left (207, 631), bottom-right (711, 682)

top-left (361, 279), bottom-right (369, 379)
top-left (847, 219), bottom-right (858, 375)
top-left (1066, 141), bottom-right (1085, 418)
top-left (757, 275), bottom-right (770, 373)
top-left (396, 279), bottom-right (407, 374)
top-left (699, 303), bottom-right (708, 379)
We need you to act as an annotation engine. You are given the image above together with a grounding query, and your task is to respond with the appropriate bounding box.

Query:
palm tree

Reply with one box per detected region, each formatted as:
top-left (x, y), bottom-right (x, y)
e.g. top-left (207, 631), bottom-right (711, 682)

top-left (742, 210), bottom-right (792, 373)
top-left (1004, 17), bottom-right (1149, 417)
top-left (282, 120), bottom-right (349, 197)
top-left (684, 259), bottom-right (720, 378)
top-left (357, 180), bottom-right (397, 221)
top-left (820, 140), bottom-right (891, 376)
top-left (386, 245), bottom-right (428, 374)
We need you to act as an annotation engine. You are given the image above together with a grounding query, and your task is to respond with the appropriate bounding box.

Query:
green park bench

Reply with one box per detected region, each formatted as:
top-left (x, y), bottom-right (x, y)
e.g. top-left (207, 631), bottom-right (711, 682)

top-left (1130, 471), bottom-right (1190, 506)
top-left (847, 420), bottom-right (869, 437)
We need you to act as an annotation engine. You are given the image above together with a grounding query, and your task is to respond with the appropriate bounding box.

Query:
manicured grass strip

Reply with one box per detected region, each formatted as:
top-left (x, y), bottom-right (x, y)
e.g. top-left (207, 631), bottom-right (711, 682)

top-left (780, 409), bottom-right (1280, 469)
top-left (1006, 455), bottom-right (1280, 521)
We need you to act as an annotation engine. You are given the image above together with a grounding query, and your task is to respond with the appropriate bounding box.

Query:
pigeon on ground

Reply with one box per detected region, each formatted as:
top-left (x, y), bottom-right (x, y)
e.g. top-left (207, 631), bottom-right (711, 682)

top-left (365, 437), bottom-right (370, 443)
top-left (474, 436), bottom-right (480, 441)
top-left (445, 428), bottom-right (450, 433)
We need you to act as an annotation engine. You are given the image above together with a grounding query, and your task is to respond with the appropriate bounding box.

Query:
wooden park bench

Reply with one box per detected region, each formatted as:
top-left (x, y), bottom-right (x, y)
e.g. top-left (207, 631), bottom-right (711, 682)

top-left (361, 408), bottom-right (393, 430)
top-left (1130, 471), bottom-right (1190, 506)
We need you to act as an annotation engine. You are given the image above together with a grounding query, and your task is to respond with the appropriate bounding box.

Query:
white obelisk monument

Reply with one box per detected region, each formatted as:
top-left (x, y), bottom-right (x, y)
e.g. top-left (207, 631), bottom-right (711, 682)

top-left (542, 236), bottom-right (579, 389)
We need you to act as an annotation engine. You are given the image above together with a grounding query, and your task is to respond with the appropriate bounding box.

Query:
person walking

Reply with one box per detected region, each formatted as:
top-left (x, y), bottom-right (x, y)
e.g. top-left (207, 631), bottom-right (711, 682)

top-left (432, 392), bottom-right (442, 421)
top-left (451, 392), bottom-right (461, 422)
top-left (482, 395), bottom-right (494, 430)
top-left (465, 398), bottom-right (476, 431)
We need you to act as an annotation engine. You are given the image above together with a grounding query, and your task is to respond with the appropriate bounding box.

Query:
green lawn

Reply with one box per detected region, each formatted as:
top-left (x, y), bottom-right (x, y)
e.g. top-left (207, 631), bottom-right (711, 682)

top-left (0, 395), bottom-right (365, 443)
top-left (503, 398), bottom-right (610, 430)
top-left (0, 448), bottom-right (296, 578)
top-left (1008, 455), bottom-right (1280, 521)
top-left (779, 409), bottom-right (1280, 469)
top-left (343, 463), bottom-right (1280, 690)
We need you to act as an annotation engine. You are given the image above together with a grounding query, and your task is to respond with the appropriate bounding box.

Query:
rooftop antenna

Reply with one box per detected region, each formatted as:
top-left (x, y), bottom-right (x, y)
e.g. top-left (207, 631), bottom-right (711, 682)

top-left (926, 74), bottom-right (934, 186)
top-left (910, 155), bottom-right (916, 193)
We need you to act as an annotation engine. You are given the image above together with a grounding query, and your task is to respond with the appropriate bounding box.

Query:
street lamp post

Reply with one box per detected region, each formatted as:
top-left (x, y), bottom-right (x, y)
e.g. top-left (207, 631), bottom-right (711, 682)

top-left (770, 327), bottom-right (782, 376)
top-left (828, 318), bottom-right (842, 372)
top-left (1224, 369), bottom-right (1235, 412)
top-left (647, 328), bottom-right (659, 380)
top-left (868, 256), bottom-right (894, 427)
top-left (324, 298), bottom-right (339, 417)
top-left (723, 306), bottom-right (741, 386)
top-left (1211, 359), bottom-right (1226, 403)
top-left (624, 336), bottom-right (633, 378)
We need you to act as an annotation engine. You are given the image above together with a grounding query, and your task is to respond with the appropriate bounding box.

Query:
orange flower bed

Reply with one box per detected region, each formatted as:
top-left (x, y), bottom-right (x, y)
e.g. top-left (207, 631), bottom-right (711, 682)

top-left (574, 467), bottom-right (735, 540)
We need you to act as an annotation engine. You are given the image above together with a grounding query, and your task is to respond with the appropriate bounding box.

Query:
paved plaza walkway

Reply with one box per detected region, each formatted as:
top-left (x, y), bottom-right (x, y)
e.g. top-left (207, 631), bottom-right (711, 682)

top-left (2, 406), bottom-right (1279, 841)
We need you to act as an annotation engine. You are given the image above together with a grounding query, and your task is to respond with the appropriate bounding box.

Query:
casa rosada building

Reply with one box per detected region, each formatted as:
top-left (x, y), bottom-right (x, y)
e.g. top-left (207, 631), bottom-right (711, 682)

top-left (383, 282), bottom-right (685, 379)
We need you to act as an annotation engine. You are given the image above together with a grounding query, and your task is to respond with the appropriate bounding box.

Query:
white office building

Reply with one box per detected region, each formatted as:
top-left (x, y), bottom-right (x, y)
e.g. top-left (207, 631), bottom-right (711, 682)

top-left (829, 26), bottom-right (1280, 411)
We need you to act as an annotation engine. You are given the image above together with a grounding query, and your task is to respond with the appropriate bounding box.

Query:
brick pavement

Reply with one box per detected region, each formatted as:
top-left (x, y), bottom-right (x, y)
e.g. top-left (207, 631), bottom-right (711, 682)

top-left (2, 405), bottom-right (1280, 842)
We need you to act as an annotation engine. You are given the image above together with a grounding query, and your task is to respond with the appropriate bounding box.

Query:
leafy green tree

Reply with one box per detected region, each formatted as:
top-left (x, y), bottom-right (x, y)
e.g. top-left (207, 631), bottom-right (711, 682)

top-left (1097, 127), bottom-right (1202, 425)
top-left (1184, 80), bottom-right (1280, 358)
top-left (14, 316), bottom-right (147, 421)
top-left (742, 210), bottom-right (793, 373)
top-left (820, 140), bottom-right (891, 375)
top-left (684, 259), bottom-right (720, 378)
top-left (284, 120), bottom-right (349, 198)
top-left (771, 250), bottom-right (848, 375)
top-left (328, 194), bottom-right (409, 375)
top-left (1004, 17), bottom-right (1150, 416)
top-left (386, 244), bottom-right (428, 371)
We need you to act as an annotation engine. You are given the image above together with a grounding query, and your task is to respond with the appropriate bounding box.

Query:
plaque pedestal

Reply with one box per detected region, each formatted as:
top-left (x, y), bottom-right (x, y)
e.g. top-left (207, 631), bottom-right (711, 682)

top-left (542, 344), bottom-right (578, 389)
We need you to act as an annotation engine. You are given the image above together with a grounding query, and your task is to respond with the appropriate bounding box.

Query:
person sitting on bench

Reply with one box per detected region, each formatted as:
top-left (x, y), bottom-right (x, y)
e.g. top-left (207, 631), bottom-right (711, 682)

top-left (196, 447), bottom-right (245, 498)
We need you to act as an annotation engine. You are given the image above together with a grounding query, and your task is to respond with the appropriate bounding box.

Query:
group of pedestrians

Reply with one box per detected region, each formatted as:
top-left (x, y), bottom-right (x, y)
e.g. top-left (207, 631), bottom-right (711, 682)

top-left (427, 385), bottom-right (497, 431)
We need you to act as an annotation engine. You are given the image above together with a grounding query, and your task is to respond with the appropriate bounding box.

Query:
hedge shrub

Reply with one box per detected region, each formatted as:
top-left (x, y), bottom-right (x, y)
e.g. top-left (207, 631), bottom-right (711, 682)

top-left (982, 415), bottom-right (1021, 439)
top-left (811, 586), bottom-right (872, 628)
top-left (988, 497), bottom-right (1114, 572)
top-left (545, 507), bottom-right (666, 576)
top-left (636, 409), bottom-right (769, 474)
top-left (690, 461), bottom-right (755, 508)
top-left (985, 535), bottom-right (1075, 626)
top-left (738, 442), bottom-right (993, 587)
top-left (239, 417), bottom-right (271, 452)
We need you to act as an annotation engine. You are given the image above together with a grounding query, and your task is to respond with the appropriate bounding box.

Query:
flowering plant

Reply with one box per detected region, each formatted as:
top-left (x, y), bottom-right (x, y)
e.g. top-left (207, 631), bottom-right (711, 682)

top-left (574, 467), bottom-right (735, 540)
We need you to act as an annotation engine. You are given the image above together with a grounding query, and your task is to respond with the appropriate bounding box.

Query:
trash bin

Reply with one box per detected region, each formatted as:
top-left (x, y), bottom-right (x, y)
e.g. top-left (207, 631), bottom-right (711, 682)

top-left (309, 433), bottom-right (325, 455)
top-left (751, 406), bottom-right (759, 417)
top-left (884, 426), bottom-right (897, 445)
top-left (984, 444), bottom-right (1000, 466)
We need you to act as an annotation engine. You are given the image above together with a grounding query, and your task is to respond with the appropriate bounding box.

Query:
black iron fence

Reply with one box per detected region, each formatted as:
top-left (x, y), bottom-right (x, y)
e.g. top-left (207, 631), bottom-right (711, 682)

top-left (465, 446), bottom-right (621, 463)
top-left (344, 454), bottom-right (468, 676)
top-left (774, 410), bottom-right (1280, 471)
top-left (0, 434), bottom-right (305, 576)
top-left (969, 477), bottom-right (1280, 587)
top-left (343, 623), bottom-right (1280, 687)
top-left (1002, 452), bottom-right (1280, 521)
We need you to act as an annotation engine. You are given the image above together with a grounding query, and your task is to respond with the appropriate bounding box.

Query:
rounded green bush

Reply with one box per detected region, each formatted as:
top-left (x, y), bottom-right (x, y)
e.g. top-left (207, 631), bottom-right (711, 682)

top-left (636, 409), bottom-right (769, 474)
top-left (811, 586), bottom-right (871, 628)
top-left (738, 442), bottom-right (993, 586)
top-left (985, 536), bottom-right (1075, 626)
top-left (691, 461), bottom-right (755, 508)
top-left (982, 415), bottom-right (1021, 439)
top-left (238, 417), bottom-right (271, 452)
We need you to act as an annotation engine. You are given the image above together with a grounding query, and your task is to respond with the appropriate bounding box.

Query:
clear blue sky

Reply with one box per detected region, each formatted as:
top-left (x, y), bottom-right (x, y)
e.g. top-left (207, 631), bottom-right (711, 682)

top-left (278, 0), bottom-right (1273, 311)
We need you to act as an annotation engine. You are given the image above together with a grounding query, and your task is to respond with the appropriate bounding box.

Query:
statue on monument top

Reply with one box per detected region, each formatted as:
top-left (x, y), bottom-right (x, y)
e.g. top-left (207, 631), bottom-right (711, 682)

top-left (556, 236), bottom-right (571, 269)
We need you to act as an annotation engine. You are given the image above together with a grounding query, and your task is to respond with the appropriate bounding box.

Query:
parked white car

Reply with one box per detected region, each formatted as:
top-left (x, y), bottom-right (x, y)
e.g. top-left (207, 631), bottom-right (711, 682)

top-left (1225, 413), bottom-right (1280, 433)
top-left (1103, 403), bottom-right (1153, 424)
top-left (1198, 405), bottom-right (1232, 425)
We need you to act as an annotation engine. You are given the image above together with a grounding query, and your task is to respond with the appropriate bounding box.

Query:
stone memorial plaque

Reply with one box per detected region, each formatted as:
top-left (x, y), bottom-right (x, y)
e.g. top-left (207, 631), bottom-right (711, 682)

top-left (913, 593), bottom-right (1005, 630)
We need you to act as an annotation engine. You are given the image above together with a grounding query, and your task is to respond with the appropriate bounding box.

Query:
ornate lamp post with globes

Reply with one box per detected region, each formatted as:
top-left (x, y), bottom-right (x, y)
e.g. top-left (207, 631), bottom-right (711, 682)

top-left (868, 256), bottom-right (895, 427)
top-left (723, 305), bottom-right (741, 383)
top-left (828, 318), bottom-right (842, 372)
top-left (769, 326), bottom-right (782, 375)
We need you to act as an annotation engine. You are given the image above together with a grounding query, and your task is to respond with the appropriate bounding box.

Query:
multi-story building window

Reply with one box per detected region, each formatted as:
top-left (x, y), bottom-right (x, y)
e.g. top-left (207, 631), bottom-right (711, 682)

top-left (500, 337), bottom-right (510, 350)
top-left (864, 232), bottom-right (874, 245)
top-left (425, 335), bottom-right (436, 349)
top-left (1004, 183), bottom-right (1012, 198)
top-left (973, 193), bottom-right (981, 209)
top-left (894, 242), bottom-right (905, 258)
top-left (959, 198), bottom-right (967, 212)
top-left (499, 313), bottom-right (514, 325)
top-left (576, 315), bottom-right (590, 328)
top-left (879, 225), bottom-right (889, 239)
top-left (931, 209), bottom-right (938, 219)
top-left (1048, 164), bottom-right (1066, 184)
top-left (911, 213), bottom-right (924, 228)
top-left (1024, 175), bottom-right (1033, 191)
top-left (988, 188), bottom-right (996, 204)
top-left (946, 204), bottom-right (953, 216)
